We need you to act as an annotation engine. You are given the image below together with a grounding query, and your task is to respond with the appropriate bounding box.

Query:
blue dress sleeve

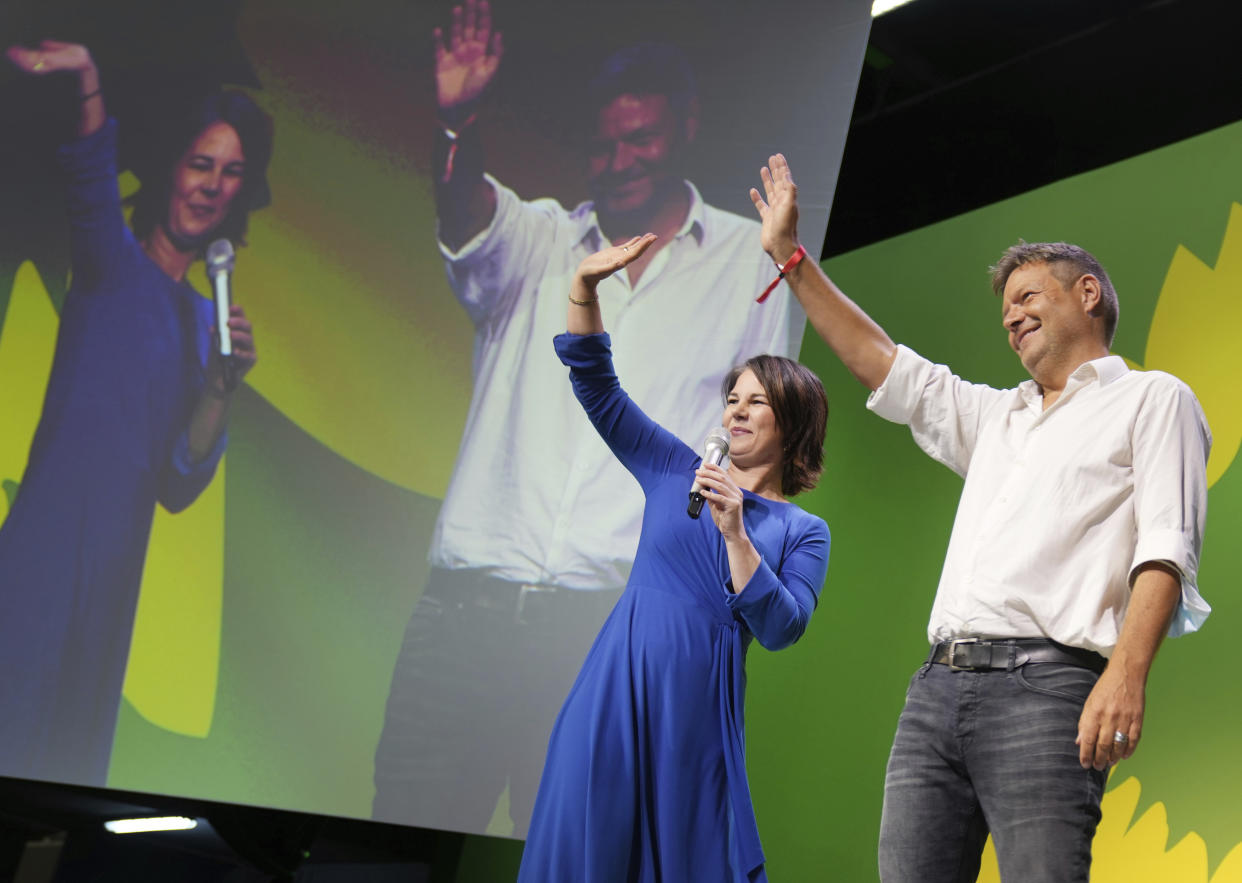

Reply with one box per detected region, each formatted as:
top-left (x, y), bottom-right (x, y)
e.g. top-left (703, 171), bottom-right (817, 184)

top-left (726, 512), bottom-right (830, 651)
top-left (554, 332), bottom-right (698, 490)
top-left (56, 119), bottom-right (129, 290)
top-left (157, 430), bottom-right (226, 513)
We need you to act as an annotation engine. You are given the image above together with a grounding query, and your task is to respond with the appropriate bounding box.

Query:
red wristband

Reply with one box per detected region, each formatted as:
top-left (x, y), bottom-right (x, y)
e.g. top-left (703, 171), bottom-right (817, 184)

top-left (756, 244), bottom-right (807, 303)
top-left (439, 113), bottom-right (478, 183)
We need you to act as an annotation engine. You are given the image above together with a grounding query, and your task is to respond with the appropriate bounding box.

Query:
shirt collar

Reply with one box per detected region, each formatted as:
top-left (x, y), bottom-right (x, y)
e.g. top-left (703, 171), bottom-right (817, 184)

top-left (1088, 354), bottom-right (1130, 386)
top-left (1016, 354), bottom-right (1130, 406)
top-left (573, 180), bottom-right (706, 250)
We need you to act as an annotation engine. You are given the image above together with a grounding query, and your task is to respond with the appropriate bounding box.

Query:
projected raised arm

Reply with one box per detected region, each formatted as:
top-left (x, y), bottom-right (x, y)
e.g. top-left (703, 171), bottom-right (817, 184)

top-left (433, 0), bottom-right (503, 249)
top-left (750, 153), bottom-right (897, 391)
top-left (5, 40), bottom-right (105, 137)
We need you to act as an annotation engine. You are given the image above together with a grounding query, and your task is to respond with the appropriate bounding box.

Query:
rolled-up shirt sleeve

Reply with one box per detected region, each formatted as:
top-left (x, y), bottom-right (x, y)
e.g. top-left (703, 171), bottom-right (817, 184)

top-left (1129, 376), bottom-right (1212, 637)
top-left (866, 344), bottom-right (1006, 478)
top-left (438, 174), bottom-right (563, 326)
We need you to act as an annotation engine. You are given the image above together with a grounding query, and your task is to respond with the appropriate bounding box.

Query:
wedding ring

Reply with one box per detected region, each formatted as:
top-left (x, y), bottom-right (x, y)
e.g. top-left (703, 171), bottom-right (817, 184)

top-left (1113, 730), bottom-right (1128, 744)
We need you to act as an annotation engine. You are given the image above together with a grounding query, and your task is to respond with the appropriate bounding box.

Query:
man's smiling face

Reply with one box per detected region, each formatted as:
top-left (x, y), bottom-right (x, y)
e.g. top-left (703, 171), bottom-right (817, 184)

top-left (1001, 261), bottom-right (1096, 383)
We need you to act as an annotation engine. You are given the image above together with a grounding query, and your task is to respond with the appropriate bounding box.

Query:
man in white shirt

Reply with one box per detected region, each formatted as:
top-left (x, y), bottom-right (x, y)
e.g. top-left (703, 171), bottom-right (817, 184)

top-left (750, 154), bottom-right (1210, 882)
top-left (371, 4), bottom-right (804, 833)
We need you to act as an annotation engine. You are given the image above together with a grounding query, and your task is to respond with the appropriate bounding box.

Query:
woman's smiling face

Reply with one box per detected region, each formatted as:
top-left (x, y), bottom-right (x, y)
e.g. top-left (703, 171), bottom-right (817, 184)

top-left (164, 121), bottom-right (246, 244)
top-left (723, 368), bottom-right (783, 468)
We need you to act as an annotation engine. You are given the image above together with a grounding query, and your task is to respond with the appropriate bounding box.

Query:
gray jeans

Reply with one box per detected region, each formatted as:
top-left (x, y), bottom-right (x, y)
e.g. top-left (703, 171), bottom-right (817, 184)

top-left (878, 658), bottom-right (1107, 883)
top-left (371, 569), bottom-right (621, 836)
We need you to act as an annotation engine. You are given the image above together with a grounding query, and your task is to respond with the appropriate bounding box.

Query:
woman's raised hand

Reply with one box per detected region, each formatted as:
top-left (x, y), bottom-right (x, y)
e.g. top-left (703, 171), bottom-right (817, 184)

top-left (567, 234), bottom-right (657, 334)
top-left (434, 0), bottom-right (503, 113)
top-left (575, 234), bottom-right (658, 288)
top-left (5, 40), bottom-right (94, 77)
top-left (6, 40), bottom-right (104, 136)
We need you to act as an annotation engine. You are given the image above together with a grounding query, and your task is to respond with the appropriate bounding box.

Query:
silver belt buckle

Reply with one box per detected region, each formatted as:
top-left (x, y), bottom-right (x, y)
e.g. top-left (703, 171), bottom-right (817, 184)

top-left (516, 583), bottom-right (557, 624)
top-left (947, 637), bottom-right (979, 671)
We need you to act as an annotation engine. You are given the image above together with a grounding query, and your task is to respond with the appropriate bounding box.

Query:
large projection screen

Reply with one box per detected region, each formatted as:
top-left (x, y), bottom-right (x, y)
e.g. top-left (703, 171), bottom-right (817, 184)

top-left (0, 0), bottom-right (872, 839)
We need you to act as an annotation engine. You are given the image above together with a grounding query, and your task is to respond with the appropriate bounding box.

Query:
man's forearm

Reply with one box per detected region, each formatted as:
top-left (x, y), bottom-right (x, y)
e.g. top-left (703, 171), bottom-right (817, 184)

top-left (433, 123), bottom-right (495, 251)
top-left (1076, 561), bottom-right (1181, 768)
top-left (1110, 562), bottom-right (1181, 683)
top-left (778, 256), bottom-right (897, 391)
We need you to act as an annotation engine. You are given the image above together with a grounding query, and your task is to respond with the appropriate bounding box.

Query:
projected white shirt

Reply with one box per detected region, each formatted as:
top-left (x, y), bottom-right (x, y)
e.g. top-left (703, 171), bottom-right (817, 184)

top-left (868, 344), bottom-right (1211, 656)
top-left (431, 176), bottom-right (806, 590)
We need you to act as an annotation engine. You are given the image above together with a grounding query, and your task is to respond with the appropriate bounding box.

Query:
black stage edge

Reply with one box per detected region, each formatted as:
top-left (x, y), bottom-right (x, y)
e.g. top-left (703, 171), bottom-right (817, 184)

top-left (0, 776), bottom-right (463, 882)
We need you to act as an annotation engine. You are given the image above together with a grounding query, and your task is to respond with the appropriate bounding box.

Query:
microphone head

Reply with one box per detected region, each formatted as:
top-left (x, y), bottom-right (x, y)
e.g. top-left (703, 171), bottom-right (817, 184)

top-left (206, 238), bottom-right (236, 277)
top-left (704, 426), bottom-right (730, 456)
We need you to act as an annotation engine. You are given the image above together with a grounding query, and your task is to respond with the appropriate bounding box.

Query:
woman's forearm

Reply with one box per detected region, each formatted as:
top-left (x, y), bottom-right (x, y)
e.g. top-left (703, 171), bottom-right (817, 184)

top-left (724, 534), bottom-right (762, 594)
top-left (76, 60), bottom-right (105, 137)
top-left (567, 275), bottom-right (605, 335)
top-left (186, 386), bottom-right (231, 463)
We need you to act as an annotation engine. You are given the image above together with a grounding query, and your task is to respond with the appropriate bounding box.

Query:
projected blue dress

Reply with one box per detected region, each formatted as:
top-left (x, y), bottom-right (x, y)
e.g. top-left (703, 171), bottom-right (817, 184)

top-left (518, 333), bottom-right (830, 883)
top-left (0, 120), bottom-right (225, 787)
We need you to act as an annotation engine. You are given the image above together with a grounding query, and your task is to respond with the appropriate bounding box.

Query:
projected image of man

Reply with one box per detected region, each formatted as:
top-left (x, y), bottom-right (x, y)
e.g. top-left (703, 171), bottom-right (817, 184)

top-left (371, 0), bottom-right (805, 835)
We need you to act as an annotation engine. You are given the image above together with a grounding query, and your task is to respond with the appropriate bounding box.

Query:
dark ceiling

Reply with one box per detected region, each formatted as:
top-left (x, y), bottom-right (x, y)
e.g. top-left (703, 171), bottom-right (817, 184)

top-left (823, 0), bottom-right (1242, 257)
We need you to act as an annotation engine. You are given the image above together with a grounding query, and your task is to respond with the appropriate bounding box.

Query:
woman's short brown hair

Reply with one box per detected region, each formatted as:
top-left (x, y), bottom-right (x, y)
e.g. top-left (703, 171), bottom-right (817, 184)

top-left (722, 355), bottom-right (828, 497)
top-left (127, 90), bottom-right (274, 252)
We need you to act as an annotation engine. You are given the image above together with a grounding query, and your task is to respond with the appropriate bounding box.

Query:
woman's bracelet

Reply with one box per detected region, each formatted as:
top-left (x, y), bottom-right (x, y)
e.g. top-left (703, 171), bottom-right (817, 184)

top-left (568, 292), bottom-right (599, 307)
top-left (80, 88), bottom-right (102, 102)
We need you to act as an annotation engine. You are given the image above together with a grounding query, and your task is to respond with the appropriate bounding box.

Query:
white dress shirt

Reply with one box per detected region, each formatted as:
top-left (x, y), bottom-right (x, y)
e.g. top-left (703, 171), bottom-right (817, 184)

top-left (431, 176), bottom-right (806, 590)
top-left (868, 344), bottom-right (1211, 656)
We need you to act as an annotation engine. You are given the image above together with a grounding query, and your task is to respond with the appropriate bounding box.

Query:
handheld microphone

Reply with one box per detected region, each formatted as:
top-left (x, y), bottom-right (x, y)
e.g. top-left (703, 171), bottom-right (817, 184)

top-left (687, 427), bottom-right (730, 519)
top-left (206, 239), bottom-right (236, 358)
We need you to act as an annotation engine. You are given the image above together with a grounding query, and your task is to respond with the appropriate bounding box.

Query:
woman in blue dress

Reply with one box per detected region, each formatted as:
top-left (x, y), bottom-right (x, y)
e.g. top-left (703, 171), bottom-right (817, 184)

top-left (519, 233), bottom-right (831, 882)
top-left (0, 41), bottom-right (270, 786)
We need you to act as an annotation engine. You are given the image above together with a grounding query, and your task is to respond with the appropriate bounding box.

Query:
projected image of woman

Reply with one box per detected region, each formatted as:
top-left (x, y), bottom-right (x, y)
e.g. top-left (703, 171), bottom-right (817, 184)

top-left (0, 41), bottom-right (270, 787)
top-left (518, 235), bottom-right (830, 882)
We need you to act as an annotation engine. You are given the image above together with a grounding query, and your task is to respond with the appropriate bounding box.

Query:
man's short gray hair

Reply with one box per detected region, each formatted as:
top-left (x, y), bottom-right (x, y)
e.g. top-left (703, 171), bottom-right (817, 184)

top-left (989, 241), bottom-right (1119, 347)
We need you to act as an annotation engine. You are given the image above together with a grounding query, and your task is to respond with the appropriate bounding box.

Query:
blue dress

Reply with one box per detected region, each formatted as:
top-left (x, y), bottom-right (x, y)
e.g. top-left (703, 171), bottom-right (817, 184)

top-left (518, 333), bottom-right (830, 883)
top-left (0, 120), bottom-right (226, 786)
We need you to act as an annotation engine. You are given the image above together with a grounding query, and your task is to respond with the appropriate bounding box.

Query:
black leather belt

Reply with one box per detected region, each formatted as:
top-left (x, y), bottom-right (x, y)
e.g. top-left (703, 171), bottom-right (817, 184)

top-left (929, 638), bottom-right (1107, 674)
top-left (425, 568), bottom-right (623, 624)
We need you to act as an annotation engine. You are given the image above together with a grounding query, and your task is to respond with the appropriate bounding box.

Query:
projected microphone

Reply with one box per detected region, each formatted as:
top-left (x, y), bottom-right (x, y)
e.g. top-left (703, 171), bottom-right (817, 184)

top-left (688, 427), bottom-right (731, 519)
top-left (206, 239), bottom-right (235, 358)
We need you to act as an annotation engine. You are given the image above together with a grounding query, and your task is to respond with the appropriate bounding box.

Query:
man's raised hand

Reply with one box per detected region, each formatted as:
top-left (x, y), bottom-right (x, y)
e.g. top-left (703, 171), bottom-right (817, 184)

top-left (750, 153), bottom-right (801, 265)
top-left (434, 0), bottom-right (503, 113)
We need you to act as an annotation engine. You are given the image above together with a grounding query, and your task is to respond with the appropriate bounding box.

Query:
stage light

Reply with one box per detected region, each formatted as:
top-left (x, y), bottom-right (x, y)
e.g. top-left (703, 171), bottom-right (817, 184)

top-left (873, 0), bottom-right (918, 15)
top-left (104, 817), bottom-right (198, 834)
